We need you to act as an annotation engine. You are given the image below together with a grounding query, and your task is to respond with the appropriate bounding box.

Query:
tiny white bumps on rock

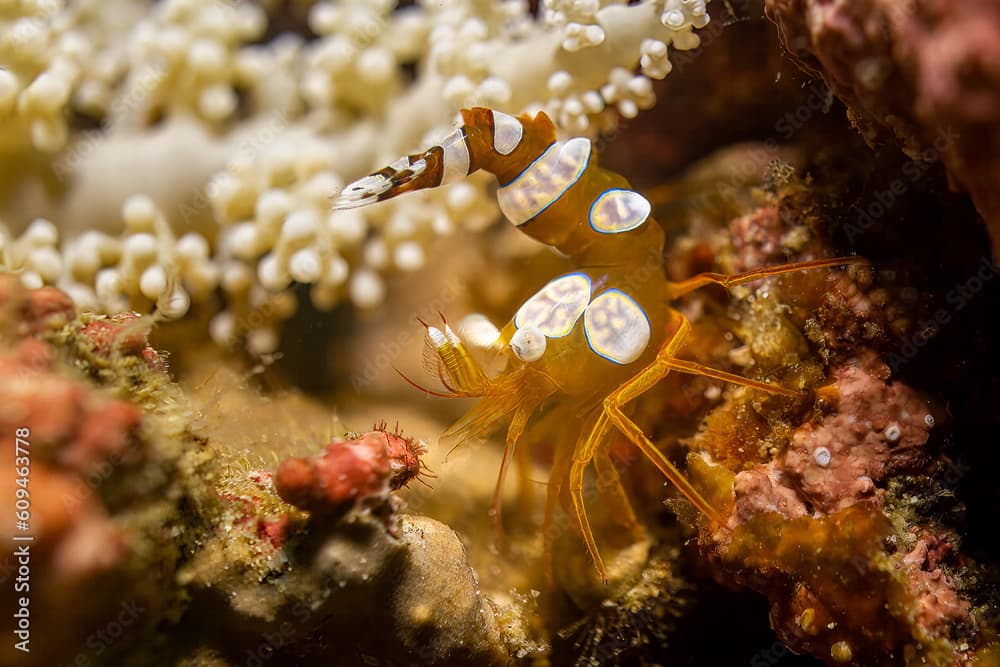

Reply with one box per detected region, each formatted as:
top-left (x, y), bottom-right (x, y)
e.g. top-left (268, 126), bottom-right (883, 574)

top-left (814, 447), bottom-right (832, 468)
top-left (884, 423), bottom-right (902, 443)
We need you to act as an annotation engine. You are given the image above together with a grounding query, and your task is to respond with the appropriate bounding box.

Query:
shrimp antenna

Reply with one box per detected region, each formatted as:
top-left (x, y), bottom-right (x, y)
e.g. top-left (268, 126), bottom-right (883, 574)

top-left (393, 366), bottom-right (457, 399)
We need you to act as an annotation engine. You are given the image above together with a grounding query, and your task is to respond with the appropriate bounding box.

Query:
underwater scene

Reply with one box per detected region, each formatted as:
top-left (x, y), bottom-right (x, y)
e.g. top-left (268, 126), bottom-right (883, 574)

top-left (1, 1), bottom-right (999, 665)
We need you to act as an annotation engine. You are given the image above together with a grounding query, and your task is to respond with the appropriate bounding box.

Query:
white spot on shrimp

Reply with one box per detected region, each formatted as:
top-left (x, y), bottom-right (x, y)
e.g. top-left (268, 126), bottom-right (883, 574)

top-left (497, 137), bottom-right (592, 226)
top-left (491, 110), bottom-right (523, 155)
top-left (439, 128), bottom-right (470, 186)
top-left (426, 326), bottom-right (448, 348)
top-left (583, 289), bottom-right (651, 364)
top-left (814, 446), bottom-right (832, 467)
top-left (924, 414), bottom-right (935, 428)
top-left (588, 189), bottom-right (651, 234)
top-left (443, 324), bottom-right (462, 346)
top-left (515, 272), bottom-right (591, 337)
top-left (408, 158), bottom-right (427, 177)
top-left (457, 313), bottom-right (501, 348)
top-left (510, 326), bottom-right (546, 362)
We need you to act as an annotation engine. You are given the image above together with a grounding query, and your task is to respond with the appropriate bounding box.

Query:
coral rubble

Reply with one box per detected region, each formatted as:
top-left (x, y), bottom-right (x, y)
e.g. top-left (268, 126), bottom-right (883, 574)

top-left (0, 274), bottom-right (187, 667)
top-left (678, 147), bottom-right (994, 665)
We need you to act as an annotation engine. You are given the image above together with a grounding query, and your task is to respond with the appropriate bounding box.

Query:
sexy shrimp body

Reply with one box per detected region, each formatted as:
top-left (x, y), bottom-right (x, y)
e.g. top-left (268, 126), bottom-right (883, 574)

top-left (333, 107), bottom-right (863, 580)
top-left (500, 267), bottom-right (670, 394)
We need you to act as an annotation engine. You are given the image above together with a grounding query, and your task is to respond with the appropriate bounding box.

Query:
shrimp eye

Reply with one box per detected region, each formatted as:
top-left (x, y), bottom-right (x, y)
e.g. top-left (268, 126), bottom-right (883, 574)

top-left (510, 326), bottom-right (546, 363)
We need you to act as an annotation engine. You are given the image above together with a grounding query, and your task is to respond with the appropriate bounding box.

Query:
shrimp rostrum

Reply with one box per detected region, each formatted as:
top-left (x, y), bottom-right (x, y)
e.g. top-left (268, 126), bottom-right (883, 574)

top-left (333, 107), bottom-right (864, 581)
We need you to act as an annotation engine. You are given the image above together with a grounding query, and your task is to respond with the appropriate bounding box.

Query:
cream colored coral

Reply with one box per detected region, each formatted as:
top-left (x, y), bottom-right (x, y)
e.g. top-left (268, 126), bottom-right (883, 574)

top-left (204, 120), bottom-right (497, 352)
top-left (1, 194), bottom-right (203, 318)
top-left (302, 0), bottom-right (409, 113)
top-left (0, 0), bottom-right (710, 352)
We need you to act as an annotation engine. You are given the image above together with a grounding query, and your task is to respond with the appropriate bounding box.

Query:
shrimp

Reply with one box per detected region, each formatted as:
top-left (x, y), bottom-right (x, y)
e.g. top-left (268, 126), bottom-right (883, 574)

top-left (333, 107), bottom-right (864, 581)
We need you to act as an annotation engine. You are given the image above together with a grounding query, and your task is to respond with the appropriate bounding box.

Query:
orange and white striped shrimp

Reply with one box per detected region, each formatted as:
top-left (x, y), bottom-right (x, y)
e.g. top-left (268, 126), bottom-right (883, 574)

top-left (333, 107), bottom-right (863, 581)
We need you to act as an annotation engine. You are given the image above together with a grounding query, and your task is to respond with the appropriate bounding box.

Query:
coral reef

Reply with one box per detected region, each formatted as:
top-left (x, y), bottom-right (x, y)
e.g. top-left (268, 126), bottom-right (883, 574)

top-left (674, 148), bottom-right (994, 665)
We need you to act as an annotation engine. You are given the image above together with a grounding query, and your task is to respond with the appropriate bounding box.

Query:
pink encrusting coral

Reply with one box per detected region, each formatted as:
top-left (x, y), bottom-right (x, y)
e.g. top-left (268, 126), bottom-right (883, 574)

top-left (781, 349), bottom-right (937, 514)
top-left (730, 349), bottom-right (937, 518)
top-left (0, 276), bottom-right (172, 667)
top-left (0, 282), bottom-right (146, 476)
top-left (78, 313), bottom-right (167, 373)
top-left (275, 426), bottom-right (426, 516)
top-left (18, 286), bottom-right (77, 336)
top-left (725, 195), bottom-right (924, 364)
top-left (900, 532), bottom-right (972, 638)
top-left (679, 177), bottom-right (986, 663)
top-left (709, 345), bottom-right (972, 659)
top-left (727, 206), bottom-right (788, 272)
top-left (0, 277), bottom-right (76, 337)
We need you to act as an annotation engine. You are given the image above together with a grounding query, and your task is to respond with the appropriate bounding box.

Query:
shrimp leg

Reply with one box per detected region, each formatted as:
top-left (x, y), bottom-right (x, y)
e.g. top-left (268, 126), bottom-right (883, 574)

top-left (571, 309), bottom-right (811, 579)
top-left (569, 317), bottom-right (694, 581)
top-left (667, 256), bottom-right (867, 298)
top-left (491, 402), bottom-right (532, 548)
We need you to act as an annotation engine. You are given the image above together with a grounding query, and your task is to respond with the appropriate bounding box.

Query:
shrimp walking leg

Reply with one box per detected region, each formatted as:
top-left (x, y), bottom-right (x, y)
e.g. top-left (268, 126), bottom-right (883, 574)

top-left (543, 435), bottom-right (574, 585)
top-left (568, 316), bottom-right (697, 580)
top-left (667, 256), bottom-right (867, 298)
top-left (491, 403), bottom-right (532, 547)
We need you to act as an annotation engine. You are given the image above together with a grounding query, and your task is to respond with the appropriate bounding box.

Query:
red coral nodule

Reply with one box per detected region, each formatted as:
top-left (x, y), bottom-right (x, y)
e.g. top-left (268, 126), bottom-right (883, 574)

top-left (372, 422), bottom-right (428, 490)
top-left (275, 434), bottom-right (393, 514)
top-left (274, 425), bottom-right (429, 515)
